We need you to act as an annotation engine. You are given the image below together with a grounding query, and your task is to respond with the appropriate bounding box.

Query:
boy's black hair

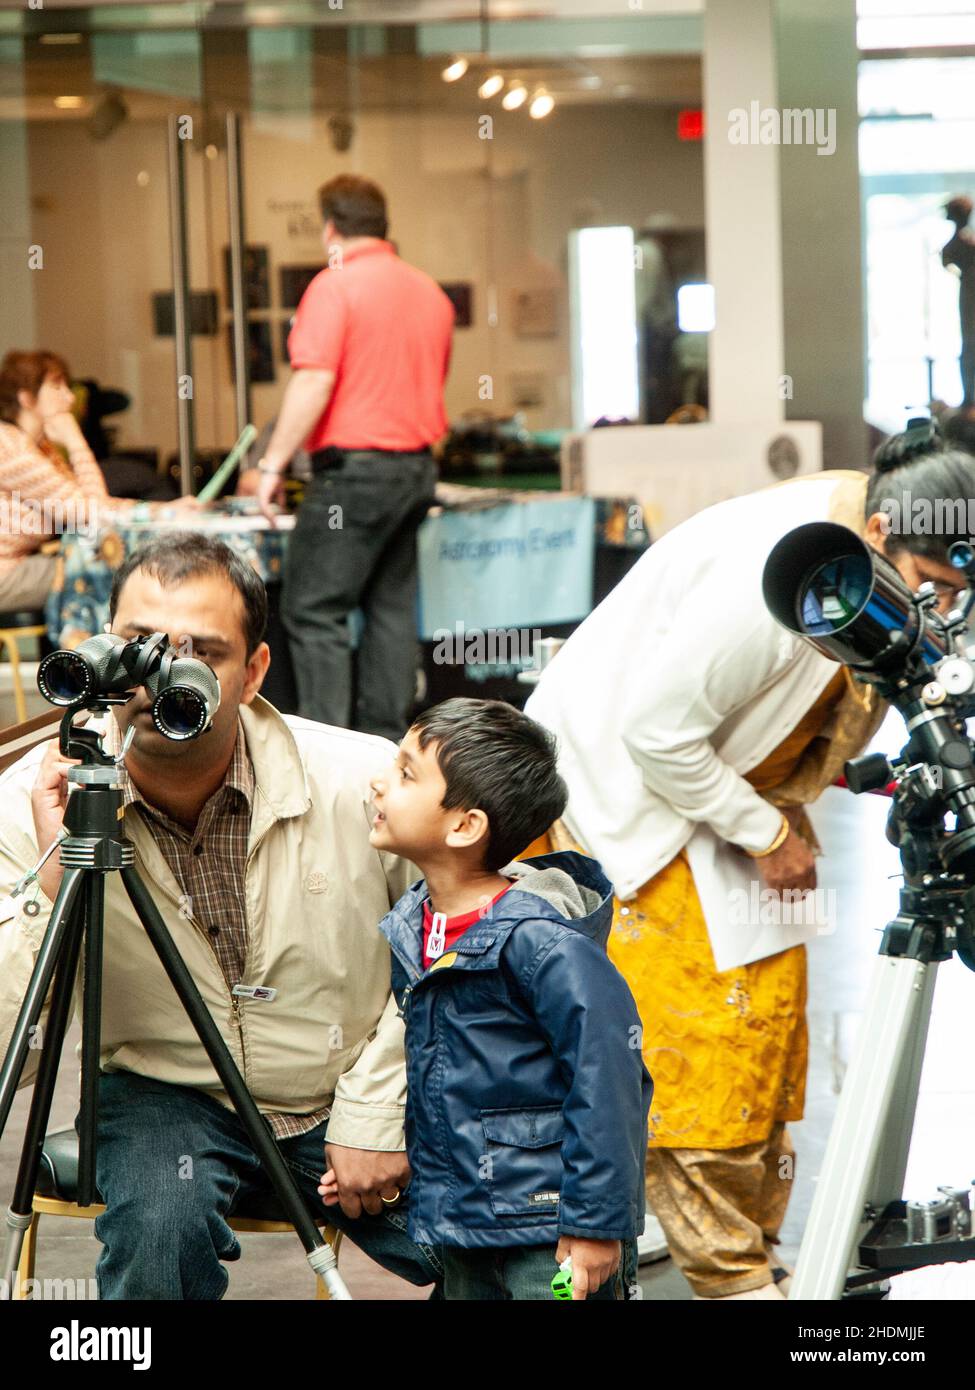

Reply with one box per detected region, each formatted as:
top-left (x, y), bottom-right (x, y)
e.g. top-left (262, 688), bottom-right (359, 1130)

top-left (411, 697), bottom-right (568, 872)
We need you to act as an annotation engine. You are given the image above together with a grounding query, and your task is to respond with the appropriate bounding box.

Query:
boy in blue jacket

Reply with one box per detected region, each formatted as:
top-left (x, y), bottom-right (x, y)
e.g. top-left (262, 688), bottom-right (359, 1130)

top-left (320, 697), bottom-right (653, 1300)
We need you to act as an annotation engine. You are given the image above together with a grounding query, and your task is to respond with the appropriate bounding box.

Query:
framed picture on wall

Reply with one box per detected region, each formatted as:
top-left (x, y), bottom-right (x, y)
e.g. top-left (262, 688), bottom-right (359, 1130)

top-left (439, 282), bottom-right (473, 328)
top-left (151, 291), bottom-right (219, 337)
top-left (227, 322), bottom-right (275, 384)
top-left (222, 245), bottom-right (271, 311)
top-left (512, 286), bottom-right (558, 337)
top-left (509, 372), bottom-right (546, 411)
top-left (279, 264), bottom-right (322, 310)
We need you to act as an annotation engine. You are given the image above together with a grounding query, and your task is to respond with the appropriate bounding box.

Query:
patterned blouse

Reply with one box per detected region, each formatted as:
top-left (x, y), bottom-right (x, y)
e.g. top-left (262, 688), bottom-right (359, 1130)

top-left (0, 420), bottom-right (109, 575)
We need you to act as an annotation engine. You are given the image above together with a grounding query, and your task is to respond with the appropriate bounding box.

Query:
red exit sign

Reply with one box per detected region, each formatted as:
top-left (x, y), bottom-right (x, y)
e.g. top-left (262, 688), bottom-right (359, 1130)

top-left (677, 108), bottom-right (704, 141)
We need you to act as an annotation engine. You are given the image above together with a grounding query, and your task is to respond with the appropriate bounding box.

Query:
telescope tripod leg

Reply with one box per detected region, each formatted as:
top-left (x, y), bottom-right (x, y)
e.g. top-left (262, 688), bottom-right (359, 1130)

top-left (790, 954), bottom-right (937, 1300)
top-left (120, 868), bottom-right (349, 1297)
top-left (0, 869), bottom-right (84, 1139)
top-left (867, 957), bottom-right (932, 1212)
top-left (77, 876), bottom-right (105, 1207)
top-left (2, 882), bottom-right (88, 1293)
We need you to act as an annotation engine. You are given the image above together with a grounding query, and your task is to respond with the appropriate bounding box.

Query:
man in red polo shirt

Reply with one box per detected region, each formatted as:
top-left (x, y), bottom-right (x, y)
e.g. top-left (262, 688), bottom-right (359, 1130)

top-left (257, 175), bottom-right (454, 739)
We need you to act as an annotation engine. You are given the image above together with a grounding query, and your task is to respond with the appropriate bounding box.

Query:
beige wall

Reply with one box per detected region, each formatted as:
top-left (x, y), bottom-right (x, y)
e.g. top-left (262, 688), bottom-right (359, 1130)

top-left (23, 101), bottom-right (703, 454)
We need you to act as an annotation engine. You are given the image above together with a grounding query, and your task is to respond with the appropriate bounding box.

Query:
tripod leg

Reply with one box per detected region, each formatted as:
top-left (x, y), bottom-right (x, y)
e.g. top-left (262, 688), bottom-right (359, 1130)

top-left (0, 868), bottom-right (85, 1140)
top-left (3, 890), bottom-right (87, 1291)
top-left (120, 868), bottom-right (348, 1295)
top-left (77, 875), bottom-right (104, 1207)
top-left (868, 957), bottom-right (935, 1207)
top-left (790, 956), bottom-right (936, 1300)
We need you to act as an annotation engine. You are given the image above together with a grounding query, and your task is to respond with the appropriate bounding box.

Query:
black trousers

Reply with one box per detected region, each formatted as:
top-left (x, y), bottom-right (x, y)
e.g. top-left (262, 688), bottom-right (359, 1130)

top-left (282, 450), bottom-right (437, 741)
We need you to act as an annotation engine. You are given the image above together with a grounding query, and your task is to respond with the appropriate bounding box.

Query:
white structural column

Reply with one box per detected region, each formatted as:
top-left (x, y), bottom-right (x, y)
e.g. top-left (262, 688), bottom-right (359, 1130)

top-left (702, 0), bottom-right (786, 425)
top-left (777, 0), bottom-right (864, 470)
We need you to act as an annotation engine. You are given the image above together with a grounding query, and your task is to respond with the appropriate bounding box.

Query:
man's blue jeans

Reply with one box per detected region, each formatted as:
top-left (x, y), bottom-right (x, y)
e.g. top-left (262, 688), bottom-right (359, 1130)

top-left (85, 1071), bottom-right (443, 1300)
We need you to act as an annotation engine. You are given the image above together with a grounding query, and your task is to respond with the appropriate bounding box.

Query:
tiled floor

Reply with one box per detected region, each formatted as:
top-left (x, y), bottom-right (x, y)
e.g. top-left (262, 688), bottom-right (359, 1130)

top-left (2, 701), bottom-right (973, 1300)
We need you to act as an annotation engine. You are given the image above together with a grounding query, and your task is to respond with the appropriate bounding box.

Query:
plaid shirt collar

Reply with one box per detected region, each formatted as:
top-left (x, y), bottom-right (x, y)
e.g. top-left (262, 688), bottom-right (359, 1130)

top-left (119, 721), bottom-right (254, 826)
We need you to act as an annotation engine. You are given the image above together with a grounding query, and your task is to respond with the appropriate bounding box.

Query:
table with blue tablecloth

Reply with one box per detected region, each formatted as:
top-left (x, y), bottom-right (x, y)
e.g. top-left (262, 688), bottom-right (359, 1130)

top-left (46, 488), bottom-right (650, 713)
top-left (46, 509), bottom-right (297, 708)
top-left (47, 511), bottom-right (293, 647)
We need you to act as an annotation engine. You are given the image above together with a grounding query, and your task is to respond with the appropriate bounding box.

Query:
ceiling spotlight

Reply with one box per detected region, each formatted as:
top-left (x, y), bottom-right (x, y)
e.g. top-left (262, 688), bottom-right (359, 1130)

top-left (86, 90), bottom-right (128, 141)
top-left (54, 96), bottom-right (85, 110)
top-left (478, 73), bottom-right (504, 99)
top-left (328, 113), bottom-right (355, 152)
top-left (442, 57), bottom-right (469, 83)
top-left (529, 90), bottom-right (555, 119)
top-left (501, 83), bottom-right (528, 111)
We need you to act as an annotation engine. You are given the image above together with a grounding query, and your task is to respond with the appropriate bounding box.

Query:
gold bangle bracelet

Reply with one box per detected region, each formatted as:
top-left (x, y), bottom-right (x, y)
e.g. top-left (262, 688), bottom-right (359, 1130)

top-left (748, 814), bottom-right (790, 859)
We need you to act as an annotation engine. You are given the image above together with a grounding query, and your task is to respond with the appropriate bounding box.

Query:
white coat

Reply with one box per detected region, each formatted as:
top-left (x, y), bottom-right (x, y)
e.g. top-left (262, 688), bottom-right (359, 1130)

top-left (526, 472), bottom-right (866, 970)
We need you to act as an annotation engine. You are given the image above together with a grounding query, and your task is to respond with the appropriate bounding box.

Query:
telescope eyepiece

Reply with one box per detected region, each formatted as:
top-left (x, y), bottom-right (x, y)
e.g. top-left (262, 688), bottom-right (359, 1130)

top-left (145, 657), bottom-right (220, 740)
top-left (37, 633), bottom-right (127, 707)
top-left (949, 539), bottom-right (975, 578)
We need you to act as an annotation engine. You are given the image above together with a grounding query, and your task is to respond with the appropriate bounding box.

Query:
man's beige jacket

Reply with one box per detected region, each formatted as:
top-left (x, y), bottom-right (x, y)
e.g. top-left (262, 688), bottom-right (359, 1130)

top-left (0, 698), bottom-right (413, 1151)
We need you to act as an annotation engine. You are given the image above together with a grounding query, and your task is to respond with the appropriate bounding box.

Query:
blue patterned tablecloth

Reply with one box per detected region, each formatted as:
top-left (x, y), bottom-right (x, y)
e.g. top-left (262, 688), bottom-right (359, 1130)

top-left (46, 493), bottom-right (649, 648)
top-left (46, 512), bottom-right (293, 648)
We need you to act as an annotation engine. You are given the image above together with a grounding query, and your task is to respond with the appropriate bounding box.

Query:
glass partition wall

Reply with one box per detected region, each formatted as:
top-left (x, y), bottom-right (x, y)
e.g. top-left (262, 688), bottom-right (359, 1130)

top-left (859, 56), bottom-right (975, 433)
top-left (0, 5), bottom-right (706, 483)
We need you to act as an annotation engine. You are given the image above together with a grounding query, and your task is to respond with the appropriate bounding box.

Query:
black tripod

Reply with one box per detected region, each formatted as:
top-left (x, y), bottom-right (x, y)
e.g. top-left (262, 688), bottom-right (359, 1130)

top-left (0, 706), bottom-right (349, 1298)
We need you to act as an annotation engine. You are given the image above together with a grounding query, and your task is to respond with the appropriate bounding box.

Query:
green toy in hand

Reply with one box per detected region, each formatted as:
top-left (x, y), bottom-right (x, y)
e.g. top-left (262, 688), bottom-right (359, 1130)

top-left (551, 1257), bottom-right (573, 1300)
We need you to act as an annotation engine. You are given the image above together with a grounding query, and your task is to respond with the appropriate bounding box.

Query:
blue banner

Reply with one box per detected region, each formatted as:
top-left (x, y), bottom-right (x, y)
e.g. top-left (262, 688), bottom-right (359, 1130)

top-left (417, 496), bottom-right (595, 638)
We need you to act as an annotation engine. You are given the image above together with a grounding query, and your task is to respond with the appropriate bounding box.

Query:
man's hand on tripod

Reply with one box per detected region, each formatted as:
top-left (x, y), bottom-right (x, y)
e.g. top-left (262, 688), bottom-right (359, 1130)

top-left (755, 808), bottom-right (817, 897)
top-left (30, 740), bottom-right (81, 903)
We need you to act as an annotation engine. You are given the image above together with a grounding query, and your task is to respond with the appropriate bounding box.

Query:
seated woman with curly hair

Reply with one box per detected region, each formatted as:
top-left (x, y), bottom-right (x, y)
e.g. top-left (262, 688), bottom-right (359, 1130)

top-left (0, 349), bottom-right (197, 612)
top-left (0, 349), bottom-right (112, 610)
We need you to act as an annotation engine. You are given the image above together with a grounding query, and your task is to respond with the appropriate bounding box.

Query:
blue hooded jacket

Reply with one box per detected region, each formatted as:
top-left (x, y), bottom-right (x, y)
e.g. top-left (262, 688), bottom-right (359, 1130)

top-left (378, 851), bottom-right (654, 1249)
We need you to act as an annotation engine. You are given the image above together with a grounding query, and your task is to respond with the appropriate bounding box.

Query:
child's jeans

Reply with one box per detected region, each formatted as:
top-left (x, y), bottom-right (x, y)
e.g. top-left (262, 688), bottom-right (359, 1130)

top-left (443, 1239), bottom-right (638, 1300)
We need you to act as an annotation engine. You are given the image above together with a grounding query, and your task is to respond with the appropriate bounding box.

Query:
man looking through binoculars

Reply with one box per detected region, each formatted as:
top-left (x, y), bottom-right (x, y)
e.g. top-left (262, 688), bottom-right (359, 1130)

top-left (0, 532), bottom-right (441, 1298)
